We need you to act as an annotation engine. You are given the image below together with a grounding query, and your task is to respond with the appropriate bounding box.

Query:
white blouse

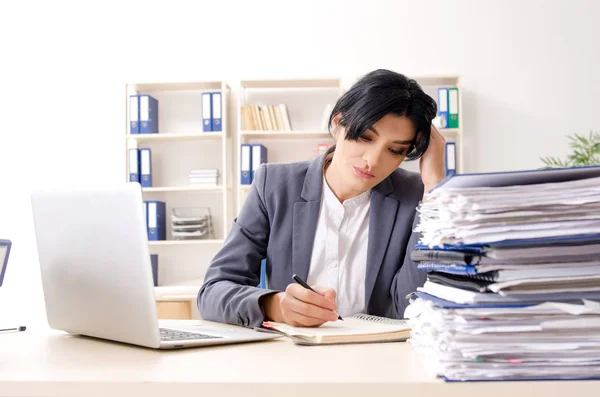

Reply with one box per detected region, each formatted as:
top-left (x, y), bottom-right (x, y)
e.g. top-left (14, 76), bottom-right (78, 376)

top-left (306, 176), bottom-right (371, 317)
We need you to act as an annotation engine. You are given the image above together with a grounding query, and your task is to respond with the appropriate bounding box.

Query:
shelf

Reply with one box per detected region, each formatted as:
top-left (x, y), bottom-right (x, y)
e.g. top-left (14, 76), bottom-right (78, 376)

top-left (241, 130), bottom-right (331, 139)
top-left (149, 239), bottom-right (225, 247)
top-left (411, 75), bottom-right (460, 86)
top-left (241, 78), bottom-right (341, 90)
top-left (439, 128), bottom-right (460, 136)
top-left (142, 186), bottom-right (224, 193)
top-left (127, 132), bottom-right (223, 143)
top-left (128, 81), bottom-right (223, 92)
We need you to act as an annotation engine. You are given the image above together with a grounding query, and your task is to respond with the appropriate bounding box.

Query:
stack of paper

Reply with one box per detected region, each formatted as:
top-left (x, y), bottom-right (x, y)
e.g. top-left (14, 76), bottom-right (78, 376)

top-left (405, 166), bottom-right (600, 381)
top-left (170, 207), bottom-right (214, 240)
top-left (189, 169), bottom-right (218, 186)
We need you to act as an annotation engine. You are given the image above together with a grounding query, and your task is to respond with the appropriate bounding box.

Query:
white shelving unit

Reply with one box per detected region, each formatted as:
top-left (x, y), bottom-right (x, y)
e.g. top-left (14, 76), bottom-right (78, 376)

top-left (234, 75), bottom-right (464, 212)
top-left (122, 74), bottom-right (464, 319)
top-left (398, 75), bottom-right (464, 174)
top-left (125, 80), bottom-right (232, 294)
top-left (236, 78), bottom-right (344, 212)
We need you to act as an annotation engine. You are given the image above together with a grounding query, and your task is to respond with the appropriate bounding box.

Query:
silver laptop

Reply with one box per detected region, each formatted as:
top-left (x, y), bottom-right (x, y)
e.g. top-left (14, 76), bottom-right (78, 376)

top-left (31, 183), bottom-right (280, 349)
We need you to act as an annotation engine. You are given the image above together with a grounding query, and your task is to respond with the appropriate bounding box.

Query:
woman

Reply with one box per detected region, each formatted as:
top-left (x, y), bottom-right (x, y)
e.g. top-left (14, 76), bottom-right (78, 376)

top-left (198, 69), bottom-right (446, 328)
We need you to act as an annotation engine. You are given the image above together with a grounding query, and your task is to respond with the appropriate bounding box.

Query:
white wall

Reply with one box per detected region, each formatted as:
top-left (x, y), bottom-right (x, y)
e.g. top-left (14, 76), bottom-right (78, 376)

top-left (1, 0), bottom-right (599, 327)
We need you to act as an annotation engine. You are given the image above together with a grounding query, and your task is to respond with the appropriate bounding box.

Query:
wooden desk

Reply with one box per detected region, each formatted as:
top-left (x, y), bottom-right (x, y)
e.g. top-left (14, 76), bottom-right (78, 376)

top-left (0, 321), bottom-right (597, 397)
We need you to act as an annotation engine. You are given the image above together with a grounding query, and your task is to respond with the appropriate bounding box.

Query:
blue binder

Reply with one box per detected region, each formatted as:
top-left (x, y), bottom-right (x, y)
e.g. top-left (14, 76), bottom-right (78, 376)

top-left (437, 88), bottom-right (448, 129)
top-left (202, 92), bottom-right (212, 132)
top-left (140, 148), bottom-right (152, 188)
top-left (445, 142), bottom-right (456, 176)
top-left (139, 95), bottom-right (159, 134)
top-left (251, 144), bottom-right (267, 181)
top-left (258, 258), bottom-right (267, 289)
top-left (129, 95), bottom-right (139, 134)
top-left (150, 254), bottom-right (158, 286)
top-left (240, 144), bottom-right (252, 185)
top-left (128, 148), bottom-right (140, 183)
top-left (211, 92), bottom-right (222, 132)
top-left (146, 200), bottom-right (166, 241)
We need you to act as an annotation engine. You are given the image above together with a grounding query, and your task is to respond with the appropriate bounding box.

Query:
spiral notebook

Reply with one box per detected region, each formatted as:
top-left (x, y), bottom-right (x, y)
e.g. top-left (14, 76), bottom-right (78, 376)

top-left (261, 314), bottom-right (410, 345)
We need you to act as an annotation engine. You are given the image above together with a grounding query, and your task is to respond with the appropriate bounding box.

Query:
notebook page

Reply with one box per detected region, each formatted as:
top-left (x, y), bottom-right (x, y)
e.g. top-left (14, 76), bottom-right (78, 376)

top-left (263, 316), bottom-right (409, 338)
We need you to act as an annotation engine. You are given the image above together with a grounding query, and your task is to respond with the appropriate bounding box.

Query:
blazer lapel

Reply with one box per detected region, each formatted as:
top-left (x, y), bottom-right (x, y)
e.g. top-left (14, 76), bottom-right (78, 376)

top-left (291, 153), bottom-right (326, 281)
top-left (364, 177), bottom-right (399, 308)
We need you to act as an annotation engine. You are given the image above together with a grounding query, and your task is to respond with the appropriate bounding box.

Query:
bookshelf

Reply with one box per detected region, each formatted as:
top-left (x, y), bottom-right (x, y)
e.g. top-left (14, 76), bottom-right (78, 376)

top-left (234, 75), bottom-right (464, 212)
top-left (236, 78), bottom-right (344, 211)
top-left (123, 74), bottom-right (464, 319)
top-left (125, 81), bottom-right (232, 316)
top-left (397, 75), bottom-right (464, 175)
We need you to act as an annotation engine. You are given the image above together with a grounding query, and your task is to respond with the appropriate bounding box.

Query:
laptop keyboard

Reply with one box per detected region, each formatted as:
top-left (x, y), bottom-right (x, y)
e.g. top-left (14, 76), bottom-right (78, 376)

top-left (159, 328), bottom-right (222, 341)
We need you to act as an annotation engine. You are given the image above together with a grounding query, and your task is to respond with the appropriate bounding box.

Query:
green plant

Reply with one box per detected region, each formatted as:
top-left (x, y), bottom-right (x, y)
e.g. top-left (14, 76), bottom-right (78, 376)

top-left (541, 130), bottom-right (600, 168)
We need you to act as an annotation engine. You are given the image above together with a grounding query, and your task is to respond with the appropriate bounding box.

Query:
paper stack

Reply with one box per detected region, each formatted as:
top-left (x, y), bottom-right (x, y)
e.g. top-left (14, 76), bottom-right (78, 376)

top-left (170, 207), bottom-right (214, 240)
top-left (405, 166), bottom-right (600, 381)
top-left (189, 169), bottom-right (218, 186)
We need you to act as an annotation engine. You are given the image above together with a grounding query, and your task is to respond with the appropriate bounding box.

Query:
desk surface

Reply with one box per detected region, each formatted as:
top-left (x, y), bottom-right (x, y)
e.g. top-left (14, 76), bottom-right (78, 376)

top-left (0, 320), bottom-right (598, 397)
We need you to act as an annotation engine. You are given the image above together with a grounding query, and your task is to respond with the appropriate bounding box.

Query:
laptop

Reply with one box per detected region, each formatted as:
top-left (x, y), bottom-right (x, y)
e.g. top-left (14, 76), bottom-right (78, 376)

top-left (30, 183), bottom-right (280, 349)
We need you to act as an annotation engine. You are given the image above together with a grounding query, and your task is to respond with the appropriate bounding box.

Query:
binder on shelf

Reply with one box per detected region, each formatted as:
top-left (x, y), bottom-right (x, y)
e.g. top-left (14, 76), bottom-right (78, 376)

top-left (140, 148), bottom-right (152, 188)
top-left (146, 200), bottom-right (166, 241)
top-left (258, 258), bottom-right (267, 289)
top-left (128, 148), bottom-right (140, 183)
top-left (448, 87), bottom-right (459, 128)
top-left (240, 144), bottom-right (252, 185)
top-left (150, 254), bottom-right (158, 286)
top-left (251, 144), bottom-right (268, 181)
top-left (437, 88), bottom-right (448, 129)
top-left (129, 95), bottom-right (139, 134)
top-left (211, 92), bottom-right (222, 132)
top-left (139, 95), bottom-right (159, 134)
top-left (445, 142), bottom-right (457, 176)
top-left (202, 92), bottom-right (212, 132)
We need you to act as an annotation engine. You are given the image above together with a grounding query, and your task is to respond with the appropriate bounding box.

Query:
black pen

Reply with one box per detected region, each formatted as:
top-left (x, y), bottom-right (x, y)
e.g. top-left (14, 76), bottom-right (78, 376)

top-left (292, 274), bottom-right (343, 321)
top-left (0, 326), bottom-right (26, 334)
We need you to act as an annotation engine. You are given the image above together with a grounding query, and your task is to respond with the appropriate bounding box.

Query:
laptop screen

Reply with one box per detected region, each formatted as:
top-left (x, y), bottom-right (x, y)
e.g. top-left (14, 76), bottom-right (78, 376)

top-left (0, 240), bottom-right (11, 287)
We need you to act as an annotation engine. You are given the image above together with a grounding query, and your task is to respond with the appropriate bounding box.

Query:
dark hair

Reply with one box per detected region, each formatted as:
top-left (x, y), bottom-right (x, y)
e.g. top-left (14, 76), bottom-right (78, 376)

top-left (328, 69), bottom-right (437, 161)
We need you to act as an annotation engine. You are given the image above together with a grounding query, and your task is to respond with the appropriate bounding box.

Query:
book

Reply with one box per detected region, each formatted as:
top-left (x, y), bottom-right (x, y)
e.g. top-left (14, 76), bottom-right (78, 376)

top-left (261, 313), bottom-right (410, 345)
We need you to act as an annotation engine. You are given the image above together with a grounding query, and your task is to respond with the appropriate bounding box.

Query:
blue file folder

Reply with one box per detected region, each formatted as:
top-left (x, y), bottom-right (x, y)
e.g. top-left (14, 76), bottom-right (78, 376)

top-left (437, 88), bottom-right (448, 129)
top-left (139, 95), bottom-right (159, 134)
top-left (211, 92), bottom-right (222, 132)
top-left (445, 142), bottom-right (456, 177)
top-left (150, 254), bottom-right (158, 286)
top-left (140, 148), bottom-right (152, 188)
top-left (251, 144), bottom-right (267, 181)
top-left (129, 95), bottom-right (139, 134)
top-left (202, 92), bottom-right (212, 132)
top-left (146, 200), bottom-right (166, 241)
top-left (258, 258), bottom-right (267, 289)
top-left (128, 148), bottom-right (140, 183)
top-left (240, 144), bottom-right (252, 185)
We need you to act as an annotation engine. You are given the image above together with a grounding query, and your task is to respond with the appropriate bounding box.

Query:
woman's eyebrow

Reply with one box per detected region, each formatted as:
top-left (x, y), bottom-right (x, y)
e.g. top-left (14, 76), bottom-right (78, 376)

top-left (368, 127), bottom-right (413, 145)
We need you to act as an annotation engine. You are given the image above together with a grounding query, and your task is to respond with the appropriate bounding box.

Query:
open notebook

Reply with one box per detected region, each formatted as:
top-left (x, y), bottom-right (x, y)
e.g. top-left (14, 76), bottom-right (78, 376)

top-left (261, 314), bottom-right (411, 345)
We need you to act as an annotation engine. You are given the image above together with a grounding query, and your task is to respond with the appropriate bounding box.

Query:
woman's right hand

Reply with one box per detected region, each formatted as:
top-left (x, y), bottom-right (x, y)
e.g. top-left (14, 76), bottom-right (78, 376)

top-left (261, 284), bottom-right (339, 327)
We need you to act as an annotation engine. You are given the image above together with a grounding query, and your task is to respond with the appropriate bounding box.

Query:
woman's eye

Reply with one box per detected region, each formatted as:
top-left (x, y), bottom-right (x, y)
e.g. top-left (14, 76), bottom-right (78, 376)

top-left (390, 149), bottom-right (406, 157)
top-left (359, 136), bottom-right (372, 142)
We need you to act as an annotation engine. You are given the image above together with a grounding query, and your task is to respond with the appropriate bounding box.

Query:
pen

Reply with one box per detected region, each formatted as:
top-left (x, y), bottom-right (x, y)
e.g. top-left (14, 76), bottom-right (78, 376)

top-left (292, 274), bottom-right (343, 321)
top-left (0, 326), bottom-right (26, 334)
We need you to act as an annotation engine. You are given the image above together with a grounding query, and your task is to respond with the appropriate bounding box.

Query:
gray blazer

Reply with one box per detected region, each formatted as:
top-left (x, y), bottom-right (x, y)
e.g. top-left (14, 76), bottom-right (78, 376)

top-left (197, 152), bottom-right (427, 328)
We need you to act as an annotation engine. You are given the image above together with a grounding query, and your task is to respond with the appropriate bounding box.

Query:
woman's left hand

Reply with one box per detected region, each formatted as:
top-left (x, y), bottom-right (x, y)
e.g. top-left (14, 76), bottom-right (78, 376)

top-left (419, 125), bottom-right (447, 194)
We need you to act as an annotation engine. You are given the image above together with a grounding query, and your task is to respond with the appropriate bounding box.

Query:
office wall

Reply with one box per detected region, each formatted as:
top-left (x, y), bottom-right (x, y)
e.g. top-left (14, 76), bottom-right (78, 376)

top-left (1, 0), bottom-right (599, 326)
